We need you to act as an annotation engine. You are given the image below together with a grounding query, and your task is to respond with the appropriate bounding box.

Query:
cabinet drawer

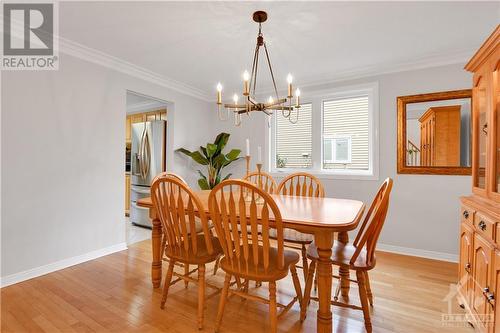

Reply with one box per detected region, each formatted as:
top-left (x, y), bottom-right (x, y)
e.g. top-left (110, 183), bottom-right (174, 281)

top-left (461, 205), bottom-right (474, 225)
top-left (474, 212), bottom-right (495, 241)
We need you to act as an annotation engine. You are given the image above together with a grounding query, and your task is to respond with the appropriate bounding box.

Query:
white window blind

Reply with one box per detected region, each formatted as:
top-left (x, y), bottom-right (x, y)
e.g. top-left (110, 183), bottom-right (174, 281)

top-left (323, 96), bottom-right (369, 170)
top-left (275, 103), bottom-right (312, 169)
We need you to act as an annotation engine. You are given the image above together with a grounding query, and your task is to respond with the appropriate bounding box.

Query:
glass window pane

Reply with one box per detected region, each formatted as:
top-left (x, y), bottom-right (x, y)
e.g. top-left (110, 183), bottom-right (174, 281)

top-left (334, 138), bottom-right (350, 162)
top-left (276, 103), bottom-right (312, 168)
top-left (322, 96), bottom-right (369, 170)
top-left (323, 138), bottom-right (333, 162)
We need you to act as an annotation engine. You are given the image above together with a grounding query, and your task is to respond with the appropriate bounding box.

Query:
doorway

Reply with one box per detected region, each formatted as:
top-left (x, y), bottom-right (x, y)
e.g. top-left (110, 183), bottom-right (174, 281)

top-left (125, 90), bottom-right (170, 245)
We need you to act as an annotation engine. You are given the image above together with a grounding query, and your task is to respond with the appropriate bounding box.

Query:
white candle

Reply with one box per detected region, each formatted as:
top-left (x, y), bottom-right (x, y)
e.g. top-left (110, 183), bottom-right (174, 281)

top-left (246, 139), bottom-right (250, 156)
top-left (257, 146), bottom-right (262, 163)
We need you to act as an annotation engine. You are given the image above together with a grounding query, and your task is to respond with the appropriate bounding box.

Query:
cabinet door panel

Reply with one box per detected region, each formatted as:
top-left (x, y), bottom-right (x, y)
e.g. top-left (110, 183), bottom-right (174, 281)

top-left (472, 70), bottom-right (490, 193)
top-left (459, 223), bottom-right (473, 305)
top-left (472, 233), bottom-right (493, 325)
top-left (490, 250), bottom-right (500, 333)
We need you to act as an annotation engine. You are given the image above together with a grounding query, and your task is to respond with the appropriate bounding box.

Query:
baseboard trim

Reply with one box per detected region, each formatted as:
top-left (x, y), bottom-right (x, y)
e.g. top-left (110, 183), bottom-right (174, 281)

top-left (0, 242), bottom-right (128, 288)
top-left (377, 243), bottom-right (458, 263)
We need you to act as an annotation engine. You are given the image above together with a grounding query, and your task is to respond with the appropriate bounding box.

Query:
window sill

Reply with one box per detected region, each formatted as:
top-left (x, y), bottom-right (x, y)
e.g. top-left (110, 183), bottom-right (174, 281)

top-left (270, 169), bottom-right (379, 181)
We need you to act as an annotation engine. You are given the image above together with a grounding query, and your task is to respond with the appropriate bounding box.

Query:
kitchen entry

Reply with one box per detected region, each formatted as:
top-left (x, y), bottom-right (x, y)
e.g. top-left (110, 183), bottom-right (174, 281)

top-left (125, 91), bottom-right (169, 244)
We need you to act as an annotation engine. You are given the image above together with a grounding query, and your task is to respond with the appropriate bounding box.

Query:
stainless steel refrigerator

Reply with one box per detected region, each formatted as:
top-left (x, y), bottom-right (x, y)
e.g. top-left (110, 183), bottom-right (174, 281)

top-left (130, 120), bottom-right (166, 227)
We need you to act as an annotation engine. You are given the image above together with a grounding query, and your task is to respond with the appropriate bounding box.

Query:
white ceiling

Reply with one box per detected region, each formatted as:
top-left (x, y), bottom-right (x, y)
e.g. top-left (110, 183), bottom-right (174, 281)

top-left (60, 2), bottom-right (499, 98)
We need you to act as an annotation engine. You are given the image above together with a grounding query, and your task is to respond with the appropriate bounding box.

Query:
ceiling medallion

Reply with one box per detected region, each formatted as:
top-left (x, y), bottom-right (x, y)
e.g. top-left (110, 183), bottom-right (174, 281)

top-left (216, 11), bottom-right (301, 126)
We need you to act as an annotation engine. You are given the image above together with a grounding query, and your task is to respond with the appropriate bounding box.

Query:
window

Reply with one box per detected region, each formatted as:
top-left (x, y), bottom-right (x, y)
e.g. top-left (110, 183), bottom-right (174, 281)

top-left (270, 83), bottom-right (378, 179)
top-left (323, 96), bottom-right (368, 170)
top-left (324, 136), bottom-right (352, 164)
top-left (275, 103), bottom-right (312, 169)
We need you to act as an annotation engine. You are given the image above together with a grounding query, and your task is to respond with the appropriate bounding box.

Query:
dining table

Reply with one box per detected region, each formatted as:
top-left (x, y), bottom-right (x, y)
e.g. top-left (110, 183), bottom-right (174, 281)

top-left (137, 190), bottom-right (365, 333)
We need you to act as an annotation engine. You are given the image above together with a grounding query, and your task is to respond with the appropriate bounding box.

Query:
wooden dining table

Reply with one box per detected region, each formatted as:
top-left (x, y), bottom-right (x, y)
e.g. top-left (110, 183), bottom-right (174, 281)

top-left (138, 191), bottom-right (365, 333)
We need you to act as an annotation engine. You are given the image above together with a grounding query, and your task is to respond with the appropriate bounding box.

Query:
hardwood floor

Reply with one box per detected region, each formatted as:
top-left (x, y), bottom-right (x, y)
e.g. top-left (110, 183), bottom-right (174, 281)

top-left (1, 240), bottom-right (474, 333)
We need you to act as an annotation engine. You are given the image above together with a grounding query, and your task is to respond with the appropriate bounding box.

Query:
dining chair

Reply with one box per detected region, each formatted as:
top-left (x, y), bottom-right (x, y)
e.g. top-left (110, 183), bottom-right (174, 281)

top-left (243, 171), bottom-right (278, 194)
top-left (300, 178), bottom-right (393, 333)
top-left (156, 172), bottom-right (196, 286)
top-left (208, 179), bottom-right (303, 333)
top-left (275, 172), bottom-right (325, 280)
top-left (151, 174), bottom-right (223, 330)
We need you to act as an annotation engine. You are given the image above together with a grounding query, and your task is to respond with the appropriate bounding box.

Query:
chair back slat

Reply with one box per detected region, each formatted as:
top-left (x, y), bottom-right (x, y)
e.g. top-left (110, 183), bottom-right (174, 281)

top-left (351, 178), bottom-right (393, 267)
top-left (151, 175), bottom-right (213, 257)
top-left (209, 180), bottom-right (285, 273)
top-left (243, 171), bottom-right (278, 194)
top-left (277, 172), bottom-right (325, 198)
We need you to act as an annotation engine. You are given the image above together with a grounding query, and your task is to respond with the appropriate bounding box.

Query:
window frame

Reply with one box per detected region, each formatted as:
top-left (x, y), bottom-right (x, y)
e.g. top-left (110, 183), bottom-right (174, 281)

top-left (269, 82), bottom-right (379, 180)
top-left (323, 135), bottom-right (352, 164)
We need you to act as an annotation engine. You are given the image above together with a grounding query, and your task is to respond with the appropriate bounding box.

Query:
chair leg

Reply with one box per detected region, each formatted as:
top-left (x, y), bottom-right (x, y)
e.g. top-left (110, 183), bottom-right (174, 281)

top-left (269, 281), bottom-right (278, 333)
top-left (364, 271), bottom-right (373, 306)
top-left (215, 273), bottom-right (231, 333)
top-left (160, 259), bottom-right (176, 309)
top-left (300, 260), bottom-right (316, 322)
top-left (213, 257), bottom-right (220, 276)
top-left (301, 244), bottom-right (309, 281)
top-left (290, 264), bottom-right (302, 304)
top-left (184, 264), bottom-right (190, 288)
top-left (197, 264), bottom-right (205, 330)
top-left (356, 270), bottom-right (372, 333)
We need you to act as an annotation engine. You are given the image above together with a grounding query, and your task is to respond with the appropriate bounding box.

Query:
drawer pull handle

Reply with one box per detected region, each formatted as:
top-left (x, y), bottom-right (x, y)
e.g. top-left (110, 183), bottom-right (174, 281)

top-left (463, 211), bottom-right (469, 219)
top-left (478, 220), bottom-right (487, 231)
top-left (465, 263), bottom-right (471, 273)
top-left (483, 287), bottom-right (490, 293)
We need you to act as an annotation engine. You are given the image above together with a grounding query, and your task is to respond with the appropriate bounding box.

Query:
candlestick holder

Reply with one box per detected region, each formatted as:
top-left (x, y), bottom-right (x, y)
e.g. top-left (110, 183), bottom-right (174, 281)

top-left (245, 155), bottom-right (251, 177)
top-left (255, 163), bottom-right (264, 204)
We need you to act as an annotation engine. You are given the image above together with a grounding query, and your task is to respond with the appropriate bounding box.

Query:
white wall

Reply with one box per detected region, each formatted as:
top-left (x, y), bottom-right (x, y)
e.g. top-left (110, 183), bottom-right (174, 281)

top-left (1, 53), bottom-right (212, 280)
top-left (212, 63), bottom-right (472, 259)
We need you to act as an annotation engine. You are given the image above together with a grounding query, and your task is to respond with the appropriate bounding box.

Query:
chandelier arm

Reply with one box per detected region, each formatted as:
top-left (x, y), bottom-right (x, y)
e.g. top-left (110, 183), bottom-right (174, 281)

top-left (263, 42), bottom-right (280, 100)
top-left (249, 43), bottom-right (259, 97)
top-left (252, 46), bottom-right (260, 97)
top-left (288, 108), bottom-right (299, 124)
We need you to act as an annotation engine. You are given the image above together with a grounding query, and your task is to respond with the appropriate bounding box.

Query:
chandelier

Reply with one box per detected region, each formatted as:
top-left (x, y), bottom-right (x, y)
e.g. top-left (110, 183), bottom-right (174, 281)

top-left (216, 11), bottom-right (301, 126)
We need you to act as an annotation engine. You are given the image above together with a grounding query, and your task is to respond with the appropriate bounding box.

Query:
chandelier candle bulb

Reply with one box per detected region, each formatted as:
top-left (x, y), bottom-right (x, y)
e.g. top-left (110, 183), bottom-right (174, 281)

top-left (246, 139), bottom-right (250, 156)
top-left (268, 96), bottom-right (274, 104)
top-left (233, 94), bottom-right (239, 104)
top-left (257, 146), bottom-right (262, 163)
top-left (243, 70), bottom-right (250, 96)
top-left (216, 83), bottom-right (223, 104)
top-left (295, 88), bottom-right (301, 107)
top-left (287, 73), bottom-right (293, 98)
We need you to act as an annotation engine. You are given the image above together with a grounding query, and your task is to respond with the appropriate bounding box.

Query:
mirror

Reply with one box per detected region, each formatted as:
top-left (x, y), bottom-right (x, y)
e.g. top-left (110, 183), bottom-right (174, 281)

top-left (397, 89), bottom-right (472, 175)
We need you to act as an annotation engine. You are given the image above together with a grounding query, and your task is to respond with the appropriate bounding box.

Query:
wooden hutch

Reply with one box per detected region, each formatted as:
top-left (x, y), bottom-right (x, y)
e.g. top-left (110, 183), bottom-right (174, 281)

top-left (458, 26), bottom-right (500, 332)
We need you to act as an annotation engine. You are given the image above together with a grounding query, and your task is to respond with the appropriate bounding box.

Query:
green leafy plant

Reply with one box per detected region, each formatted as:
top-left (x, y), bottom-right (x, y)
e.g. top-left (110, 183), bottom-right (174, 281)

top-left (276, 154), bottom-right (287, 168)
top-left (176, 133), bottom-right (242, 189)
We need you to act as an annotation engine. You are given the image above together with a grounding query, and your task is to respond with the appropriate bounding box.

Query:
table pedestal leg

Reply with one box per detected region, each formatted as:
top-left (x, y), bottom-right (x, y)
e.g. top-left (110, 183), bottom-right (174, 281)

top-left (315, 232), bottom-right (334, 333)
top-left (151, 215), bottom-right (163, 288)
top-left (337, 231), bottom-right (350, 300)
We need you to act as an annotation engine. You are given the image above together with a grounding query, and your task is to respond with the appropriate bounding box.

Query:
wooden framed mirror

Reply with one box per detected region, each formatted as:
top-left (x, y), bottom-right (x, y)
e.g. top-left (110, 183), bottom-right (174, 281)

top-left (397, 89), bottom-right (472, 175)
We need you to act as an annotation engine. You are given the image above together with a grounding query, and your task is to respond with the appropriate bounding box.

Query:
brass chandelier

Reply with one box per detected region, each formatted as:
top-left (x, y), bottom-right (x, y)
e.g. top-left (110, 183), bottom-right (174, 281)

top-left (216, 11), bottom-right (301, 126)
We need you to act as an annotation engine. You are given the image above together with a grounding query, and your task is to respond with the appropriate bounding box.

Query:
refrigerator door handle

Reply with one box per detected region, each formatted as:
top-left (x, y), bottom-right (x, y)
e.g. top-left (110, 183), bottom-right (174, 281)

top-left (139, 125), bottom-right (147, 178)
top-left (142, 126), bottom-right (151, 178)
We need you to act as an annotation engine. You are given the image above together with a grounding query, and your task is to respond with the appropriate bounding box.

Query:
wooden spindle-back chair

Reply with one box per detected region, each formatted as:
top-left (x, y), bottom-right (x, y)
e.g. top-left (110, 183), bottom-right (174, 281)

top-left (276, 172), bottom-right (325, 197)
top-left (208, 179), bottom-right (302, 333)
top-left (156, 172), bottom-right (198, 285)
top-left (275, 172), bottom-right (325, 280)
top-left (243, 171), bottom-right (278, 194)
top-left (151, 175), bottom-right (222, 330)
top-left (301, 178), bottom-right (393, 333)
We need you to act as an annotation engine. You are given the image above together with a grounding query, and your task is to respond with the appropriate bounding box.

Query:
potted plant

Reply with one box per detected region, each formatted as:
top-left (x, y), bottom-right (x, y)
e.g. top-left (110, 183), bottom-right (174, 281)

top-left (176, 132), bottom-right (241, 189)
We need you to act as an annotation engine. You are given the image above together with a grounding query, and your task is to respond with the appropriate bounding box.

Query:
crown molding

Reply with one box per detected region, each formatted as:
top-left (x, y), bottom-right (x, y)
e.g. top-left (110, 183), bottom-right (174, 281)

top-left (255, 48), bottom-right (475, 96)
top-left (58, 37), bottom-right (211, 102)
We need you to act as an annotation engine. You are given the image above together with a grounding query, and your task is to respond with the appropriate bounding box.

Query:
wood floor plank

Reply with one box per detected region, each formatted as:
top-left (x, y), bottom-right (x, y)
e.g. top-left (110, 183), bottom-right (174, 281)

top-left (1, 240), bottom-right (474, 333)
